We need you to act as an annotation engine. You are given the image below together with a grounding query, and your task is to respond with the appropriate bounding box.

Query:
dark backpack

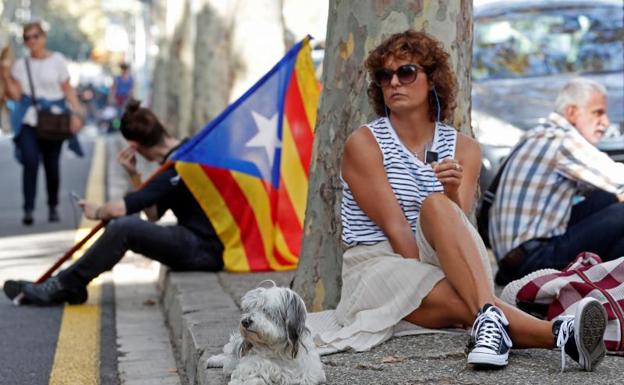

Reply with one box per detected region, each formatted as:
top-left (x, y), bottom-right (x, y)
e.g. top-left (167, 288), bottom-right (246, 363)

top-left (476, 141), bottom-right (525, 248)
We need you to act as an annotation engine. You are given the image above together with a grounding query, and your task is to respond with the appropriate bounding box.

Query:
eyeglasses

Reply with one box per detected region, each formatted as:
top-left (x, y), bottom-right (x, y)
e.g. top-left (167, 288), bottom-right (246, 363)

top-left (24, 33), bottom-right (40, 42)
top-left (373, 64), bottom-right (422, 87)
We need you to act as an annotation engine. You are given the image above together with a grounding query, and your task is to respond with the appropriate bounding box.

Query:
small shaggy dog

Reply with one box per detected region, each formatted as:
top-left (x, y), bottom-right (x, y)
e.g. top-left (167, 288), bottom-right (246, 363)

top-left (207, 284), bottom-right (326, 385)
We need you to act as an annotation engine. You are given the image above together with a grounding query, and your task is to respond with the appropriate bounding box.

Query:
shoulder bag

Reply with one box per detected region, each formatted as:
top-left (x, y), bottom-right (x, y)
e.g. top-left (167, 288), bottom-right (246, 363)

top-left (25, 58), bottom-right (72, 141)
top-left (501, 252), bottom-right (624, 355)
top-left (476, 140), bottom-right (525, 248)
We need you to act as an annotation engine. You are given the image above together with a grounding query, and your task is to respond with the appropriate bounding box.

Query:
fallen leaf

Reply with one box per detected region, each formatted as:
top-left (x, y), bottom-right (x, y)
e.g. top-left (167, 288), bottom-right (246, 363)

top-left (381, 355), bottom-right (405, 364)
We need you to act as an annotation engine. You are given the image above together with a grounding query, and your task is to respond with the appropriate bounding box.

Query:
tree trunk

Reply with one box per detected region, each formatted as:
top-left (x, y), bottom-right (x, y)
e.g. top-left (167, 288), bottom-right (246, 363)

top-left (293, 0), bottom-right (473, 311)
top-left (191, 0), bottom-right (235, 133)
top-left (165, 0), bottom-right (194, 138)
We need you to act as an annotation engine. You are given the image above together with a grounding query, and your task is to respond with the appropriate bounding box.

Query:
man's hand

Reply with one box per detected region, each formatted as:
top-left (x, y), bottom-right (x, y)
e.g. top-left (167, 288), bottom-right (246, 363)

top-left (433, 158), bottom-right (463, 201)
top-left (618, 192), bottom-right (624, 203)
top-left (117, 145), bottom-right (138, 177)
top-left (79, 200), bottom-right (100, 220)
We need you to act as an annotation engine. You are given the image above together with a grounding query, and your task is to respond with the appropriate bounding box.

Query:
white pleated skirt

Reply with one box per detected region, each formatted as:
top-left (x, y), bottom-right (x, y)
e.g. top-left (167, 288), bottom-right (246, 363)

top-left (309, 205), bottom-right (493, 353)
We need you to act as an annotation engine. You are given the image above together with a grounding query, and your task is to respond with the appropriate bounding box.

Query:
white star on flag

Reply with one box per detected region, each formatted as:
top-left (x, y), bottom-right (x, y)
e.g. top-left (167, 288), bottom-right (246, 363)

top-left (246, 111), bottom-right (281, 165)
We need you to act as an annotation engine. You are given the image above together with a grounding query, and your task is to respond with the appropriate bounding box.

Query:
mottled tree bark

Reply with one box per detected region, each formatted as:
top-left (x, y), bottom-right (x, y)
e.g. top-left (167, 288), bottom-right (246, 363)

top-left (293, 0), bottom-right (473, 310)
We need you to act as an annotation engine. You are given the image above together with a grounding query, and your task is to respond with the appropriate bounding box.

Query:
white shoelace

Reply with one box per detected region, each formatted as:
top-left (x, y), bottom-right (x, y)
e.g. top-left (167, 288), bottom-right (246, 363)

top-left (471, 306), bottom-right (513, 352)
top-left (555, 316), bottom-right (575, 372)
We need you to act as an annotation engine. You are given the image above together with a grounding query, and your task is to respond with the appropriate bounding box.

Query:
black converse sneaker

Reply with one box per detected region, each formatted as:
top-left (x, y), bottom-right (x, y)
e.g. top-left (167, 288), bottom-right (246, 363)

top-left (553, 297), bottom-right (607, 372)
top-left (467, 304), bottom-right (513, 367)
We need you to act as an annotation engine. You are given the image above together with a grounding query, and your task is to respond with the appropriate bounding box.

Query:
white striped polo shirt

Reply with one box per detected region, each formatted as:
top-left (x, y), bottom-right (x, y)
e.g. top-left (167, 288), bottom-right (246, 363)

top-left (341, 117), bottom-right (458, 247)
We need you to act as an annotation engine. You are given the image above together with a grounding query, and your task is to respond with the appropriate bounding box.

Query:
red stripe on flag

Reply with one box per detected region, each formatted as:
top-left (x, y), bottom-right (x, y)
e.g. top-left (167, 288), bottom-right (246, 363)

top-left (273, 246), bottom-right (297, 269)
top-left (203, 166), bottom-right (270, 271)
top-left (276, 176), bottom-right (303, 255)
top-left (284, 73), bottom-right (314, 173)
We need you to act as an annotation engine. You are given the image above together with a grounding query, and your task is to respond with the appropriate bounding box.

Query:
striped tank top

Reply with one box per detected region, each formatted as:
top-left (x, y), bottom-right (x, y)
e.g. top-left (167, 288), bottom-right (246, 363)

top-left (341, 117), bottom-right (457, 247)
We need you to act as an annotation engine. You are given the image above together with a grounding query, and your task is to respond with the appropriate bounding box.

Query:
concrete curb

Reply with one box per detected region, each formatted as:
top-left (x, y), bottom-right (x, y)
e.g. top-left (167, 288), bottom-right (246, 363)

top-left (159, 270), bottom-right (239, 385)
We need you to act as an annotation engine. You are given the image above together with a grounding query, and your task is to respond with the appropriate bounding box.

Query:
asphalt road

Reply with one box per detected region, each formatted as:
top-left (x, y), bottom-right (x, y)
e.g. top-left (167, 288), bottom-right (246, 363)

top-left (0, 134), bottom-right (91, 237)
top-left (0, 133), bottom-right (109, 385)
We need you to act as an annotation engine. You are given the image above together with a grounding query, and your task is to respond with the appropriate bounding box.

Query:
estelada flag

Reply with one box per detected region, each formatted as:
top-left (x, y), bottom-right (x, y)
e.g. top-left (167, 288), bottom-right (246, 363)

top-left (172, 37), bottom-right (319, 272)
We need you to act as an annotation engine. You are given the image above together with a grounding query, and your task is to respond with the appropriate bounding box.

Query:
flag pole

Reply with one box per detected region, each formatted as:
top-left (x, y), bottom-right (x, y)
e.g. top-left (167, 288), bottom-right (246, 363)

top-left (12, 160), bottom-right (175, 305)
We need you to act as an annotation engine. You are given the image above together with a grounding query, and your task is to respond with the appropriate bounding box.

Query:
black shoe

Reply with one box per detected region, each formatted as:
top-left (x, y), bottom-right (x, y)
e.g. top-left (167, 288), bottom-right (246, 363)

top-left (3, 280), bottom-right (30, 301)
top-left (17, 277), bottom-right (88, 306)
top-left (467, 304), bottom-right (513, 367)
top-left (553, 297), bottom-right (607, 372)
top-left (22, 211), bottom-right (34, 226)
top-left (49, 207), bottom-right (60, 222)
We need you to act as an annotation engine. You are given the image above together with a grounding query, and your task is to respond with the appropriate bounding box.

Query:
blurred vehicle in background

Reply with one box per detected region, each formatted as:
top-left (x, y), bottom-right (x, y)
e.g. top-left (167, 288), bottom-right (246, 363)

top-left (472, 0), bottom-right (624, 192)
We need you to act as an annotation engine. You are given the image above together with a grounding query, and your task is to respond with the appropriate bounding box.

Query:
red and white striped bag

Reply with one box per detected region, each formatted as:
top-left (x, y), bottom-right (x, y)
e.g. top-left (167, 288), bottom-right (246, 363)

top-left (501, 252), bottom-right (624, 354)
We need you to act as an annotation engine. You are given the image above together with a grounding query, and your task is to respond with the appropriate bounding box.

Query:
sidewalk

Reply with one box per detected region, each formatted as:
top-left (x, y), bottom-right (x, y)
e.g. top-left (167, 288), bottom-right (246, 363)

top-left (107, 134), bottom-right (622, 385)
top-left (158, 269), bottom-right (622, 385)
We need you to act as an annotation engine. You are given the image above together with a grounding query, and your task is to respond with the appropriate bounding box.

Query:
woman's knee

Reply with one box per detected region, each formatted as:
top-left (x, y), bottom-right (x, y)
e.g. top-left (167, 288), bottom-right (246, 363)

top-left (420, 193), bottom-right (454, 222)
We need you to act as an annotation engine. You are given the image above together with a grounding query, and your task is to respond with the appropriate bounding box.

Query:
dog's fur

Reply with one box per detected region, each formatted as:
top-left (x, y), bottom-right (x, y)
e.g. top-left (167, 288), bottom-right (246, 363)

top-left (207, 285), bottom-right (326, 385)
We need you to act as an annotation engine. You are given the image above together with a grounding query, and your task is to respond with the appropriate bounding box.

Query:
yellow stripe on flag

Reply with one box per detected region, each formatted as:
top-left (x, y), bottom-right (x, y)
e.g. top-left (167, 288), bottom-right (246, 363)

top-left (295, 39), bottom-right (320, 132)
top-left (176, 162), bottom-right (250, 272)
top-left (231, 171), bottom-right (290, 271)
top-left (281, 120), bottom-right (309, 224)
top-left (275, 227), bottom-right (299, 265)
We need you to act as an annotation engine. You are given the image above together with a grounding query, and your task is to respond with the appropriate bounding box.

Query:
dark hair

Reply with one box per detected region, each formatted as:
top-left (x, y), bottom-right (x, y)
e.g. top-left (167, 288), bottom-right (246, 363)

top-left (23, 21), bottom-right (46, 39)
top-left (120, 99), bottom-right (169, 147)
top-left (364, 30), bottom-right (457, 122)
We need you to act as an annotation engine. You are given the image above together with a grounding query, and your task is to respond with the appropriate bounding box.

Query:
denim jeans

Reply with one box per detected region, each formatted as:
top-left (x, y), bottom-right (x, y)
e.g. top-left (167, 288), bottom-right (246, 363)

top-left (58, 216), bottom-right (223, 288)
top-left (517, 190), bottom-right (624, 278)
top-left (16, 125), bottom-right (63, 212)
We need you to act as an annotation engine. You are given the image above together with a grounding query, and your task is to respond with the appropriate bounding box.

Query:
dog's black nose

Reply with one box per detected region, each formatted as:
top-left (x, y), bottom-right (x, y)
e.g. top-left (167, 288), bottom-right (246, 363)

top-left (241, 317), bottom-right (253, 329)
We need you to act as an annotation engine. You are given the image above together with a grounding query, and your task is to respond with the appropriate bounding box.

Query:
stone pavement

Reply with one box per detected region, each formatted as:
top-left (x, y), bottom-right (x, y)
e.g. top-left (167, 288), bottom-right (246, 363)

top-left (157, 269), bottom-right (623, 385)
top-left (106, 133), bottom-right (623, 385)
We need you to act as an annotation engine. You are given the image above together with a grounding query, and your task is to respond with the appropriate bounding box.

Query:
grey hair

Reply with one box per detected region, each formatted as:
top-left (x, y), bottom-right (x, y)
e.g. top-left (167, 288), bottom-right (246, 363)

top-left (554, 78), bottom-right (607, 115)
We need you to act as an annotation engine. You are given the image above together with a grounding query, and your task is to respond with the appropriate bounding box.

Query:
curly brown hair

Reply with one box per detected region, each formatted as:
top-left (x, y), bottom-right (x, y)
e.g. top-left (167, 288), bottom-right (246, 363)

top-left (364, 30), bottom-right (457, 123)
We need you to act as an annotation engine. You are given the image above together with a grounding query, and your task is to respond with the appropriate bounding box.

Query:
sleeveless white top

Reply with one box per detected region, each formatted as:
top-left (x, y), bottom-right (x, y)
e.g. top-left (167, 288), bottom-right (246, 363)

top-left (341, 117), bottom-right (457, 247)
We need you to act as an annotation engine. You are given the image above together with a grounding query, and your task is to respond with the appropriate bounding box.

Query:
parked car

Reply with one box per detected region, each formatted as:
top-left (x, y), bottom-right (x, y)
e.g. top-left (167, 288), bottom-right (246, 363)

top-left (472, 0), bottom-right (624, 192)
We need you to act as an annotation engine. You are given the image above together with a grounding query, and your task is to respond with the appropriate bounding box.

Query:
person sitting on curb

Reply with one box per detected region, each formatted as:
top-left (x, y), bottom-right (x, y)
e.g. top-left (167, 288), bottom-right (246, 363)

top-left (489, 78), bottom-right (624, 286)
top-left (3, 99), bottom-right (224, 305)
top-left (313, 30), bottom-right (608, 372)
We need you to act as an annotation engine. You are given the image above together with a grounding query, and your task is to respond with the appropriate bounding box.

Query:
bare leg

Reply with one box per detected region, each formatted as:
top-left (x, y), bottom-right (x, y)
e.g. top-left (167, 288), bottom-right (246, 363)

top-left (419, 193), bottom-right (495, 314)
top-left (404, 278), bottom-right (473, 329)
top-left (404, 279), bottom-right (555, 348)
top-left (496, 300), bottom-right (555, 349)
top-left (418, 193), bottom-right (556, 349)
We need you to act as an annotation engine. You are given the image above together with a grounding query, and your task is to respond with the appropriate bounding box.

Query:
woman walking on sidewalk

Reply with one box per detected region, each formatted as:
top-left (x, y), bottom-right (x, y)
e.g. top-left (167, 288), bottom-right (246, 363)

top-left (1, 21), bottom-right (84, 225)
top-left (313, 30), bottom-right (608, 371)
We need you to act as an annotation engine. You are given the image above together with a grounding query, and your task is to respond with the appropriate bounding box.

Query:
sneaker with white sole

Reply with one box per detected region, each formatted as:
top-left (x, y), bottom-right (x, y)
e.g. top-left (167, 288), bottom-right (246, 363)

top-left (467, 304), bottom-right (513, 367)
top-left (553, 297), bottom-right (607, 372)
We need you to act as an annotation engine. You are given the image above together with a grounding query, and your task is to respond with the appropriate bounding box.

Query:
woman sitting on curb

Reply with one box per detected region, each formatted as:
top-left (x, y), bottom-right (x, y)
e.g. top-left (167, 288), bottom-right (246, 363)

top-left (313, 30), bottom-right (607, 371)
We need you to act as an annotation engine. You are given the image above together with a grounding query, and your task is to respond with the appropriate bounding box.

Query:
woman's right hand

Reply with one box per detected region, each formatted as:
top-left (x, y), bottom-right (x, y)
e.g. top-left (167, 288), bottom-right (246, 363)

top-left (117, 145), bottom-right (138, 176)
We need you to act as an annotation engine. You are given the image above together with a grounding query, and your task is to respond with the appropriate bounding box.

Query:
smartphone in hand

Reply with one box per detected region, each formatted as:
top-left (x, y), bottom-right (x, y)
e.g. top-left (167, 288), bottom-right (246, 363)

top-left (70, 191), bottom-right (82, 203)
top-left (425, 150), bottom-right (439, 164)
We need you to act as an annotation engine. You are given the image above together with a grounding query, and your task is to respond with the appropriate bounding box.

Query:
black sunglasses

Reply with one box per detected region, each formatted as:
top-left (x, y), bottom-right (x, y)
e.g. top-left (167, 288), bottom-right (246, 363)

top-left (24, 33), bottom-right (41, 42)
top-left (373, 64), bottom-right (422, 87)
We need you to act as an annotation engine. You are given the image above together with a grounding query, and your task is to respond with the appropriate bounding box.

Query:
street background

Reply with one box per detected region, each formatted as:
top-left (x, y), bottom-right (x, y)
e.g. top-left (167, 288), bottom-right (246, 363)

top-left (0, 1), bottom-right (623, 384)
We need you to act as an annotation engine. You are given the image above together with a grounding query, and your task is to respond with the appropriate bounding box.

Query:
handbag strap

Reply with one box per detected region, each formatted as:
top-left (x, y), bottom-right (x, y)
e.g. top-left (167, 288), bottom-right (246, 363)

top-left (24, 58), bottom-right (39, 110)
